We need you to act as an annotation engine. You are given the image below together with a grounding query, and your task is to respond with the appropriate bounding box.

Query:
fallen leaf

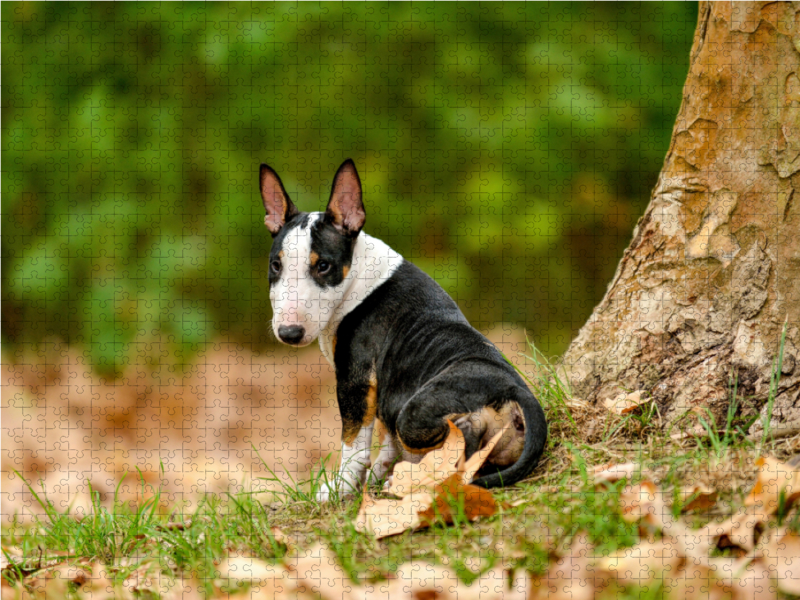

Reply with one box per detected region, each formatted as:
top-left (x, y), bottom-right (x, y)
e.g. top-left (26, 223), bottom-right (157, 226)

top-left (216, 555), bottom-right (292, 597)
top-left (354, 490), bottom-right (435, 539)
top-left (594, 462), bottom-right (637, 484)
top-left (419, 474), bottom-right (497, 526)
top-left (619, 481), bottom-right (711, 558)
top-left (160, 579), bottom-right (205, 600)
top-left (357, 472), bottom-right (496, 538)
top-left (763, 530), bottom-right (800, 595)
top-left (288, 544), bottom-right (362, 600)
top-left (745, 456), bottom-right (800, 515)
top-left (726, 559), bottom-right (775, 600)
top-left (460, 423), bottom-right (510, 484)
top-left (388, 421), bottom-right (465, 496)
top-left (599, 539), bottom-right (682, 582)
top-left (679, 485), bottom-right (718, 513)
top-left (603, 390), bottom-right (649, 415)
top-left (619, 481), bottom-right (660, 523)
top-left (530, 533), bottom-right (607, 600)
top-left (698, 506), bottom-right (766, 553)
top-left (25, 563), bottom-right (120, 600)
top-left (387, 562), bottom-right (528, 600)
top-left (505, 499), bottom-right (527, 508)
top-left (668, 559), bottom-right (737, 600)
top-left (122, 561), bottom-right (180, 599)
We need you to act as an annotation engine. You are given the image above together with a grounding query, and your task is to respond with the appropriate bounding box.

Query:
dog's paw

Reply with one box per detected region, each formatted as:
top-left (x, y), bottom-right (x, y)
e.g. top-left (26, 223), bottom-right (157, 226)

top-left (316, 478), bottom-right (361, 503)
top-left (316, 481), bottom-right (338, 503)
top-left (366, 462), bottom-right (392, 487)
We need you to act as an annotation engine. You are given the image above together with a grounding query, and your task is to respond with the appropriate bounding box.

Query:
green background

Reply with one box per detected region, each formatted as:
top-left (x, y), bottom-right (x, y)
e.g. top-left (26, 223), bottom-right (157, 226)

top-left (2, 2), bottom-right (697, 375)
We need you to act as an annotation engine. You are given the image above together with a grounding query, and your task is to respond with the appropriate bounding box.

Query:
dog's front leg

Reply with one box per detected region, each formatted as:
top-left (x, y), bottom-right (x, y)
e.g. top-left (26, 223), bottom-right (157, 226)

top-left (366, 420), bottom-right (399, 487)
top-left (316, 421), bottom-right (374, 502)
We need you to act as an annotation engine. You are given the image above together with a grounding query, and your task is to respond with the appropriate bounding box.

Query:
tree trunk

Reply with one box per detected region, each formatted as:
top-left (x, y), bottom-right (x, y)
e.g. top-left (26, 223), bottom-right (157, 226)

top-left (561, 1), bottom-right (800, 430)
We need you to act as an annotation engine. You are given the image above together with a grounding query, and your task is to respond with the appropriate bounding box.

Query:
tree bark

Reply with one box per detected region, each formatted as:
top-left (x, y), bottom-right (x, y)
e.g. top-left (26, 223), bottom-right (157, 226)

top-left (561, 2), bottom-right (800, 429)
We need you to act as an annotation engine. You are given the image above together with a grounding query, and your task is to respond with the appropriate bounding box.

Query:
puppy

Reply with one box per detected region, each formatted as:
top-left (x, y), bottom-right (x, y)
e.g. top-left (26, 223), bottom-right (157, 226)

top-left (259, 159), bottom-right (547, 500)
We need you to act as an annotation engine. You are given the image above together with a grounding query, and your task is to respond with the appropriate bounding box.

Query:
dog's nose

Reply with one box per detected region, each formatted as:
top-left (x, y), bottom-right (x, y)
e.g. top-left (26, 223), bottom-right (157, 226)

top-left (278, 325), bottom-right (305, 345)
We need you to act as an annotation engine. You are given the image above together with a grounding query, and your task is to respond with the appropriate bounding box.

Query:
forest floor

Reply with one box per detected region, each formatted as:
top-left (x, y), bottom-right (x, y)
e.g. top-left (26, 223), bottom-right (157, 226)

top-left (3, 342), bottom-right (800, 599)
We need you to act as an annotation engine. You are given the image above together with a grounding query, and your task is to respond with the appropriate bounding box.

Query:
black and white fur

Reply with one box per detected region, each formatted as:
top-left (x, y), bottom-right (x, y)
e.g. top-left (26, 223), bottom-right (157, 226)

top-left (260, 159), bottom-right (547, 501)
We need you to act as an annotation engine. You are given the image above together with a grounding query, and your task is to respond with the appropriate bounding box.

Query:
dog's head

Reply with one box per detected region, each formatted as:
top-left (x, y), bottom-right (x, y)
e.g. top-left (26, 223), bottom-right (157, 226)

top-left (259, 159), bottom-right (366, 347)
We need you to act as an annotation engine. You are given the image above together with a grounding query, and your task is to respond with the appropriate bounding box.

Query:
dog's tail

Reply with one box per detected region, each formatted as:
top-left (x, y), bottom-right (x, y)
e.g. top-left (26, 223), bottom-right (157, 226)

top-left (471, 386), bottom-right (547, 489)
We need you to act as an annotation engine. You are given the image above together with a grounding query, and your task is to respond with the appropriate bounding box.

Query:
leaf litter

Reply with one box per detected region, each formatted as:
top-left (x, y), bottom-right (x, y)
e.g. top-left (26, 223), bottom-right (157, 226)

top-left (6, 436), bottom-right (800, 598)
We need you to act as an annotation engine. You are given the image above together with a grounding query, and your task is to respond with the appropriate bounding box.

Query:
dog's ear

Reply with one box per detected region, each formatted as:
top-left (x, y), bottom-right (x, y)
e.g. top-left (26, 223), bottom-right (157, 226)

top-left (260, 164), bottom-right (299, 236)
top-left (325, 159), bottom-right (365, 236)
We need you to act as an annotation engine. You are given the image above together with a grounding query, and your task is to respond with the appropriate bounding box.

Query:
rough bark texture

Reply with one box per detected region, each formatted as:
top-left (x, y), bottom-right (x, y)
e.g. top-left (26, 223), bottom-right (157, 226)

top-left (561, 2), bottom-right (800, 428)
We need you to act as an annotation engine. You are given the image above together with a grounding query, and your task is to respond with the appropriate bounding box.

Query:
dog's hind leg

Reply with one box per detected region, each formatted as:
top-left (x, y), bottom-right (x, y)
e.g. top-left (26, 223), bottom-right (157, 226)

top-left (366, 419), bottom-right (399, 488)
top-left (394, 380), bottom-right (528, 472)
top-left (394, 384), bottom-right (475, 462)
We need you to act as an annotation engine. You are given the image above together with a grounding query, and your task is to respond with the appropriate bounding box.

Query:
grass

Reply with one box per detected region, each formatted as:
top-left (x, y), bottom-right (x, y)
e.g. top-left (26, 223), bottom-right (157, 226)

top-left (3, 335), bottom-right (799, 599)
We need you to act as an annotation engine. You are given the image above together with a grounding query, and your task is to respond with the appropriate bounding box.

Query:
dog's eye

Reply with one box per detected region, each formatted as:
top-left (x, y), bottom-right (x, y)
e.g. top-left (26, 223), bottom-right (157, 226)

top-left (317, 260), bottom-right (331, 275)
top-left (270, 259), bottom-right (281, 274)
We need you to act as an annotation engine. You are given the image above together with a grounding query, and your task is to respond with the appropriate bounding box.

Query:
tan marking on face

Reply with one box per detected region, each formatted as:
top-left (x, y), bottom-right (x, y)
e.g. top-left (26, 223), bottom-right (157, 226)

top-left (278, 250), bottom-right (285, 258)
top-left (309, 251), bottom-right (319, 266)
top-left (342, 265), bottom-right (350, 278)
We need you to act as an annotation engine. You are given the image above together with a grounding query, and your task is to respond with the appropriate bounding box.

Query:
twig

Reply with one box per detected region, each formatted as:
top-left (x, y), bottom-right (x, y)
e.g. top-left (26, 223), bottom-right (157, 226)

top-left (748, 421), bottom-right (800, 442)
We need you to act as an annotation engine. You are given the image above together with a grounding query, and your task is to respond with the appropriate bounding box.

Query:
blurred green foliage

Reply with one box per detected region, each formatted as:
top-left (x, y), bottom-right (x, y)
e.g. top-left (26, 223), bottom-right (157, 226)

top-left (2, 2), bottom-right (697, 375)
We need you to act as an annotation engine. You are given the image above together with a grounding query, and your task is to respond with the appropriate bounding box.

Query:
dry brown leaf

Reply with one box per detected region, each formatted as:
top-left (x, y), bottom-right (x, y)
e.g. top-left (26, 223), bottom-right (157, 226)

top-left (1, 580), bottom-right (23, 600)
top-left (388, 420), bottom-right (465, 496)
top-left (603, 390), bottom-right (649, 415)
top-left (387, 563), bottom-right (528, 600)
top-left (24, 563), bottom-right (123, 600)
top-left (460, 423), bottom-right (510, 484)
top-left (594, 462), bottom-right (637, 484)
top-left (727, 559), bottom-right (778, 600)
top-left (599, 540), bottom-right (682, 582)
top-left (667, 559), bottom-right (738, 600)
top-left (217, 555), bottom-right (293, 597)
top-left (357, 472), bottom-right (496, 538)
top-left (619, 481), bottom-right (712, 558)
top-left (391, 562), bottom-right (460, 599)
top-left (354, 490), bottom-right (435, 539)
top-left (619, 480), bottom-right (659, 523)
top-left (691, 556), bottom-right (776, 600)
top-left (745, 456), bottom-right (800, 515)
top-left (698, 506), bottom-right (766, 553)
top-left (530, 533), bottom-right (606, 600)
top-left (459, 566), bottom-right (529, 600)
top-left (763, 530), bottom-right (800, 595)
top-left (679, 485), bottom-right (718, 513)
top-left (287, 544), bottom-right (362, 600)
top-left (419, 473), bottom-right (497, 526)
top-left (122, 561), bottom-right (181, 599)
top-left (160, 579), bottom-right (205, 600)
